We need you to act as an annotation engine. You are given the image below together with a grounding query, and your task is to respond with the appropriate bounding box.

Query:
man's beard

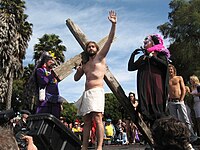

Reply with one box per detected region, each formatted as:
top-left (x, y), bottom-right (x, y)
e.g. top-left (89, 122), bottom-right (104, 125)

top-left (87, 50), bottom-right (97, 57)
top-left (48, 63), bottom-right (55, 69)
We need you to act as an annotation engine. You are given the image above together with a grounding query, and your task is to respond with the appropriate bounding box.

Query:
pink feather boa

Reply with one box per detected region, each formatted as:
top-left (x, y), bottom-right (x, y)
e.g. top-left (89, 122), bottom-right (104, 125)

top-left (146, 34), bottom-right (170, 59)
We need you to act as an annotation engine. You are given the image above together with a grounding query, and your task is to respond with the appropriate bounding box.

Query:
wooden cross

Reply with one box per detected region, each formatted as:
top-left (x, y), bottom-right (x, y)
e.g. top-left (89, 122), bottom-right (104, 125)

top-left (53, 19), bottom-right (154, 146)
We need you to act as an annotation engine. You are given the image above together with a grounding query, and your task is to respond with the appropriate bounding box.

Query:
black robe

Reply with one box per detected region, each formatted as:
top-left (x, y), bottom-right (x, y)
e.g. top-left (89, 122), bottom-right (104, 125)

top-left (128, 52), bottom-right (169, 122)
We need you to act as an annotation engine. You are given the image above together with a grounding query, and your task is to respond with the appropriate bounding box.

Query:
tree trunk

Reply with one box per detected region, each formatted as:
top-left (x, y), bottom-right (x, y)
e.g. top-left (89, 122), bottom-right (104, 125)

top-left (6, 71), bottom-right (14, 110)
top-left (0, 72), bottom-right (9, 109)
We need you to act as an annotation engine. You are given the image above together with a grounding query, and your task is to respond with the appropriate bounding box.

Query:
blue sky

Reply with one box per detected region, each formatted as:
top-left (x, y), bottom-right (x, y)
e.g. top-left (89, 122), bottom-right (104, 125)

top-left (24, 0), bottom-right (171, 103)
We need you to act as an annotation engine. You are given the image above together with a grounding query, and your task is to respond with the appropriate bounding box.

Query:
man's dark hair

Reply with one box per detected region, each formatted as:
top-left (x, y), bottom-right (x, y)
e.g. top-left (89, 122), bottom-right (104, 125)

top-left (36, 55), bottom-right (53, 68)
top-left (41, 55), bottom-right (53, 65)
top-left (152, 116), bottom-right (191, 150)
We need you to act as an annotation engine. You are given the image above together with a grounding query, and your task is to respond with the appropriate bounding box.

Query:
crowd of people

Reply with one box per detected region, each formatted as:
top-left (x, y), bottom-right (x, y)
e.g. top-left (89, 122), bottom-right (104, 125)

top-left (58, 115), bottom-right (144, 147)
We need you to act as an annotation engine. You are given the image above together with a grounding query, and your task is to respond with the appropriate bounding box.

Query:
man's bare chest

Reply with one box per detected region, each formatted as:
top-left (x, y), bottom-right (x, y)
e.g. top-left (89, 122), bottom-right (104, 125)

top-left (169, 78), bottom-right (179, 86)
top-left (83, 61), bottom-right (103, 73)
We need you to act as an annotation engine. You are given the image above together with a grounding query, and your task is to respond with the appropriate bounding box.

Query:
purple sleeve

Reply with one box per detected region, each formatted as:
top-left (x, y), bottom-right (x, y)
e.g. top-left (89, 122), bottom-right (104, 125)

top-left (36, 68), bottom-right (54, 88)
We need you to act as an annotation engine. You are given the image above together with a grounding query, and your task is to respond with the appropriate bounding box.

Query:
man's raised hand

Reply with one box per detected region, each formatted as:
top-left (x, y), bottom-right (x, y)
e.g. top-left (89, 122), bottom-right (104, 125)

top-left (108, 10), bottom-right (117, 24)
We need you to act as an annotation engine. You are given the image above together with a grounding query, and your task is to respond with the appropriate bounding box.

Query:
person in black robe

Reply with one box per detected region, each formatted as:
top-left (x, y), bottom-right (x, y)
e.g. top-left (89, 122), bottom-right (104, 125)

top-left (128, 34), bottom-right (170, 125)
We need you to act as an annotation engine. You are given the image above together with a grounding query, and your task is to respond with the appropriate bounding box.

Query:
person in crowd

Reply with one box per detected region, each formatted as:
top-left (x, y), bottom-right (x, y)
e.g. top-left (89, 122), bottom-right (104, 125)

top-left (115, 119), bottom-right (129, 144)
top-left (74, 10), bottom-right (117, 150)
top-left (36, 54), bottom-right (62, 118)
top-left (115, 119), bottom-right (126, 138)
top-left (72, 121), bottom-right (82, 132)
top-left (68, 122), bottom-right (73, 130)
top-left (168, 64), bottom-right (199, 144)
top-left (72, 121), bottom-right (83, 140)
top-left (116, 126), bottom-right (129, 145)
top-left (14, 110), bottom-right (31, 134)
top-left (152, 116), bottom-right (194, 150)
top-left (129, 92), bottom-right (139, 144)
top-left (124, 92), bottom-right (139, 144)
top-left (0, 126), bottom-right (38, 150)
top-left (130, 121), bottom-right (140, 144)
top-left (59, 116), bottom-right (65, 123)
top-left (104, 119), bottom-right (116, 141)
top-left (128, 34), bottom-right (170, 126)
top-left (63, 121), bottom-right (69, 128)
top-left (129, 92), bottom-right (139, 110)
top-left (184, 86), bottom-right (194, 128)
top-left (189, 75), bottom-right (200, 136)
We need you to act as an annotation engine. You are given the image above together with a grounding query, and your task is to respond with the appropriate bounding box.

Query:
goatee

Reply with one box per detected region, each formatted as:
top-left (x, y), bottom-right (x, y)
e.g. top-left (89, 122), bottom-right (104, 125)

top-left (49, 63), bottom-right (55, 69)
top-left (88, 53), bottom-right (96, 57)
top-left (87, 51), bottom-right (96, 57)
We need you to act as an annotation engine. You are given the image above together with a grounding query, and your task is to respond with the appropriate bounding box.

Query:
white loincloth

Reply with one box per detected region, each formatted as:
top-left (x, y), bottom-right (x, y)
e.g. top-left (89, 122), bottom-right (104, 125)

top-left (74, 87), bottom-right (105, 116)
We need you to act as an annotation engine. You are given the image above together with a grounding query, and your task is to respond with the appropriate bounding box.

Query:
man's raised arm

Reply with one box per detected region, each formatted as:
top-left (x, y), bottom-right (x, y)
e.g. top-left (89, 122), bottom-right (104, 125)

top-left (98, 10), bottom-right (117, 58)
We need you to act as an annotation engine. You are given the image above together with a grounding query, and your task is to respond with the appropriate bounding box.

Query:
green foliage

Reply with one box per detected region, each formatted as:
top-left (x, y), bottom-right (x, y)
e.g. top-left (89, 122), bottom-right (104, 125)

top-left (12, 79), bottom-right (25, 99)
top-left (12, 64), bottom-right (35, 110)
top-left (104, 93), bottom-right (122, 123)
top-left (61, 102), bottom-right (80, 123)
top-left (23, 64), bottom-right (35, 80)
top-left (12, 78), bottom-right (25, 110)
top-left (158, 0), bottom-right (200, 81)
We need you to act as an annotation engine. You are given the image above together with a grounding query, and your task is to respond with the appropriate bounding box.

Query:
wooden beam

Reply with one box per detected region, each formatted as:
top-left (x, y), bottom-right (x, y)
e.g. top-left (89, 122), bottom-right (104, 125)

top-left (53, 52), bottom-right (84, 81)
top-left (66, 18), bottom-right (88, 50)
top-left (63, 18), bottom-right (154, 146)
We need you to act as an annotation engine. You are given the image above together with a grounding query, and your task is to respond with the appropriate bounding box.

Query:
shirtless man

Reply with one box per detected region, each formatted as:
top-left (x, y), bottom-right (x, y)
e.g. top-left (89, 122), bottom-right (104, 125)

top-left (74, 10), bottom-right (117, 150)
top-left (168, 64), bottom-right (199, 144)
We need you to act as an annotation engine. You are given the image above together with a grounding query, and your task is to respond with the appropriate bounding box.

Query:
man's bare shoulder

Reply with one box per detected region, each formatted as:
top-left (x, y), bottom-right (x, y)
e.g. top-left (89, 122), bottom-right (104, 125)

top-left (171, 75), bottom-right (183, 80)
top-left (176, 76), bottom-right (183, 79)
top-left (93, 53), bottom-right (106, 63)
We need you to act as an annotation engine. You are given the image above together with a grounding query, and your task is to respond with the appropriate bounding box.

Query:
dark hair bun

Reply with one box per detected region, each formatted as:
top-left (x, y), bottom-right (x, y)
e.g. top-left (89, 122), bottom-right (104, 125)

top-left (151, 35), bottom-right (160, 45)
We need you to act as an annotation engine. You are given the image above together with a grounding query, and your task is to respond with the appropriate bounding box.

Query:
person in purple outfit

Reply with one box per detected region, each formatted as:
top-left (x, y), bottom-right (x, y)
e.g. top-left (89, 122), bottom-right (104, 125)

top-left (36, 55), bottom-right (61, 118)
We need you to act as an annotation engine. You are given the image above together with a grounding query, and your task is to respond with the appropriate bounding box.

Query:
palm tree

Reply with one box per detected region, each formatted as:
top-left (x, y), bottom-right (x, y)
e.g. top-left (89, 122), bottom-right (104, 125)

top-left (0, 0), bottom-right (32, 109)
top-left (33, 34), bottom-right (66, 64)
